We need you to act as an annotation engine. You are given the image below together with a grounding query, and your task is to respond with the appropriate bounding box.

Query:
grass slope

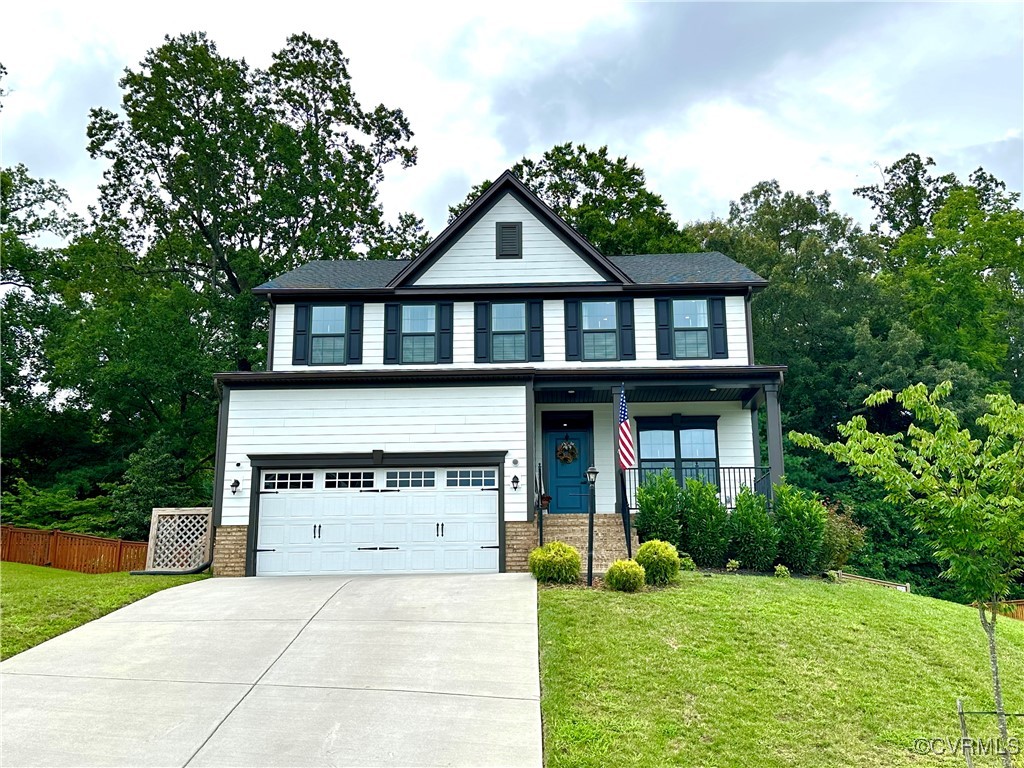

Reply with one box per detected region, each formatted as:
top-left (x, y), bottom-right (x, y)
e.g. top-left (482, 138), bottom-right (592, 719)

top-left (539, 575), bottom-right (1024, 767)
top-left (0, 562), bottom-right (207, 659)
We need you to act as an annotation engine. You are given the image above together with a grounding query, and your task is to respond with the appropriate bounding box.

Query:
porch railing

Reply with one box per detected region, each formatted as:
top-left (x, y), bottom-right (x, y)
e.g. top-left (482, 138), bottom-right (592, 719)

top-left (622, 466), bottom-right (772, 511)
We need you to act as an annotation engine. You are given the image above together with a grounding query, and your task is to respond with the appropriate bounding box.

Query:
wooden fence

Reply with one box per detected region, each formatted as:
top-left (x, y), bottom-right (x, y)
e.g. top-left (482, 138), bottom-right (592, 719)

top-left (836, 570), bottom-right (912, 593)
top-left (1005, 600), bottom-right (1024, 622)
top-left (1, 526), bottom-right (148, 574)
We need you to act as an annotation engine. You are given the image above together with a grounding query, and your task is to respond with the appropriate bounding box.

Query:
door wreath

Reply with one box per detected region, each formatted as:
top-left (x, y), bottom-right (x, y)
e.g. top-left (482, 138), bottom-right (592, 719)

top-left (556, 436), bottom-right (579, 464)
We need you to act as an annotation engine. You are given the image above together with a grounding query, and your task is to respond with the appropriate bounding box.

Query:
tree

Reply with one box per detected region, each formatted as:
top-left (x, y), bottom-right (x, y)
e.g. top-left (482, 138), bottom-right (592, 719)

top-left (86, 31), bottom-right (427, 368)
top-left (449, 143), bottom-right (698, 256)
top-left (791, 383), bottom-right (1024, 764)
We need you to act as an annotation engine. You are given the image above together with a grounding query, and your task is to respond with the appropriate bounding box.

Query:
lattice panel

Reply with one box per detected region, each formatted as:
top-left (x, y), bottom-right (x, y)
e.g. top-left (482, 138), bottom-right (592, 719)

top-left (145, 507), bottom-right (213, 571)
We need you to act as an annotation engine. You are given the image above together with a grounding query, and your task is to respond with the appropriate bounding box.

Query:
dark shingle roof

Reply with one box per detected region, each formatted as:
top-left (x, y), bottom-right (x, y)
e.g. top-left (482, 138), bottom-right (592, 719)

top-left (256, 260), bottom-right (407, 291)
top-left (608, 253), bottom-right (765, 285)
top-left (255, 251), bottom-right (764, 292)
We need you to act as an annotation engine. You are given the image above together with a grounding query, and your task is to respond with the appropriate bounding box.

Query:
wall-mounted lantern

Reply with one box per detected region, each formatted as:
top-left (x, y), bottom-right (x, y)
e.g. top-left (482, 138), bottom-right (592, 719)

top-left (230, 479), bottom-right (241, 495)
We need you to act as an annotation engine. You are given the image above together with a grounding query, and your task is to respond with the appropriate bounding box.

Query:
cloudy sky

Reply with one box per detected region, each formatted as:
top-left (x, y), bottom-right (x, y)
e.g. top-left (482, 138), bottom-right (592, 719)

top-left (2, 1), bottom-right (1021, 236)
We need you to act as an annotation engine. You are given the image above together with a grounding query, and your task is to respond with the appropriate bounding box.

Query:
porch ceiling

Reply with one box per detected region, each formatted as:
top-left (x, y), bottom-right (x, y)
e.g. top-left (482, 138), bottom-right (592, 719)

top-left (535, 385), bottom-right (751, 404)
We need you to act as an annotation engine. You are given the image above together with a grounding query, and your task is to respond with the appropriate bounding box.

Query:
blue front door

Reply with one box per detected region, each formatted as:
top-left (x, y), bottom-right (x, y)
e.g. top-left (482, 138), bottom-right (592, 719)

top-left (544, 430), bottom-right (592, 513)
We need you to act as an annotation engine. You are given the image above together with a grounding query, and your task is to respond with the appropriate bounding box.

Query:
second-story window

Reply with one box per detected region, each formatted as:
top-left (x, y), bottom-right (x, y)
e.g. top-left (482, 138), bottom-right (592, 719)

top-left (672, 299), bottom-right (710, 358)
top-left (582, 301), bottom-right (618, 361)
top-left (310, 306), bottom-right (347, 364)
top-left (401, 305), bottom-right (437, 363)
top-left (491, 303), bottom-right (527, 362)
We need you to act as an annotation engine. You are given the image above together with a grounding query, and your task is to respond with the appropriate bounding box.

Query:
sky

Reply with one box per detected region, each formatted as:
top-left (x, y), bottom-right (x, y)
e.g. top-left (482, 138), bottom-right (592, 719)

top-left (2, 1), bottom-right (1022, 237)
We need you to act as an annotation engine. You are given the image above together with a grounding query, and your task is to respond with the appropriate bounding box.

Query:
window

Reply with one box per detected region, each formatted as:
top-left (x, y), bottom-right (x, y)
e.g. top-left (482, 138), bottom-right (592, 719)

top-left (446, 469), bottom-right (497, 487)
top-left (386, 470), bottom-right (436, 488)
top-left (582, 301), bottom-right (618, 360)
top-left (325, 471), bottom-right (374, 489)
top-left (672, 299), bottom-right (710, 359)
top-left (401, 305), bottom-right (437, 363)
top-left (491, 303), bottom-right (527, 362)
top-left (496, 222), bottom-right (522, 258)
top-left (263, 472), bottom-right (314, 490)
top-left (637, 416), bottom-right (718, 486)
top-left (310, 306), bottom-right (346, 365)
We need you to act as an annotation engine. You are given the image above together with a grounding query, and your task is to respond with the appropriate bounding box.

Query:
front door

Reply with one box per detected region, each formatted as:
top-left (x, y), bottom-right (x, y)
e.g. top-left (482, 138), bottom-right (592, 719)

top-left (544, 430), bottom-right (592, 513)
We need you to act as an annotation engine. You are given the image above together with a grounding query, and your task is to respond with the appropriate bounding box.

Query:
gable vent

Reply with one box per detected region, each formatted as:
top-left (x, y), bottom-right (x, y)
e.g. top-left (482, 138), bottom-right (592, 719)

top-left (496, 222), bottom-right (522, 259)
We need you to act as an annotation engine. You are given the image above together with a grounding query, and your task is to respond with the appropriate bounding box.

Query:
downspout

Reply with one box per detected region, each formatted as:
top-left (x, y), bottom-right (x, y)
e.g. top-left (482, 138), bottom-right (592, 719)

top-left (131, 561), bottom-right (212, 577)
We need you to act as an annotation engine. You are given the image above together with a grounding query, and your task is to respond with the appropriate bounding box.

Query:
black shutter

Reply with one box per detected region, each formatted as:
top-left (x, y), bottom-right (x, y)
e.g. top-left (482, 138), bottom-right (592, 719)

top-left (655, 299), bottom-right (672, 359)
top-left (474, 302), bottom-right (490, 363)
top-left (564, 299), bottom-right (581, 361)
top-left (437, 302), bottom-right (454, 364)
top-left (527, 299), bottom-right (544, 361)
top-left (496, 222), bottom-right (522, 258)
top-left (384, 303), bottom-right (400, 364)
top-left (346, 303), bottom-right (363, 364)
top-left (292, 304), bottom-right (310, 365)
top-left (710, 297), bottom-right (728, 359)
top-left (618, 298), bottom-right (636, 361)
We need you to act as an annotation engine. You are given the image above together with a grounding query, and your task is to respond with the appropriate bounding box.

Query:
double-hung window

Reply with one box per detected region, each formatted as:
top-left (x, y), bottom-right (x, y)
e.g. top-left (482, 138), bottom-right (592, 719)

top-left (491, 303), bottom-right (527, 362)
top-left (637, 416), bottom-right (719, 486)
top-left (672, 299), bottom-right (710, 359)
top-left (401, 305), bottom-right (437, 364)
top-left (310, 306), bottom-right (347, 365)
top-left (581, 301), bottom-right (618, 361)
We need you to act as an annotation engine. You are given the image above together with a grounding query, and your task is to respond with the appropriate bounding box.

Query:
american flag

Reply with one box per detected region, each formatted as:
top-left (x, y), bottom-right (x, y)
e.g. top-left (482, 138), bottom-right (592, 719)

top-left (618, 385), bottom-right (636, 470)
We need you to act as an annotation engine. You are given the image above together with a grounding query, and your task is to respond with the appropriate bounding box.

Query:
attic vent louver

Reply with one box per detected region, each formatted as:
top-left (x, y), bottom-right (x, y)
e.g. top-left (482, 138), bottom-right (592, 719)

top-left (495, 222), bottom-right (522, 259)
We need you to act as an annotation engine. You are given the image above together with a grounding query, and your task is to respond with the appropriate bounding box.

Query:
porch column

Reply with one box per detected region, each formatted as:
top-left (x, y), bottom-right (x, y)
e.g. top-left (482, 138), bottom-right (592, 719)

top-left (764, 383), bottom-right (784, 488)
top-left (750, 406), bottom-right (762, 472)
top-left (611, 384), bottom-right (622, 516)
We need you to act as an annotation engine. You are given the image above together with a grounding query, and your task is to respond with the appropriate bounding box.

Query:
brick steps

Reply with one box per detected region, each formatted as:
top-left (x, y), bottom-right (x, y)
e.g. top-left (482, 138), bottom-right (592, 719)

top-left (539, 513), bottom-right (639, 573)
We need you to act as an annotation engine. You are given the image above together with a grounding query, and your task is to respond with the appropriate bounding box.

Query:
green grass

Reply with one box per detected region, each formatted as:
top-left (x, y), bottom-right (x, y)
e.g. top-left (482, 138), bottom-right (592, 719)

top-left (539, 575), bottom-right (1024, 767)
top-left (0, 562), bottom-right (207, 659)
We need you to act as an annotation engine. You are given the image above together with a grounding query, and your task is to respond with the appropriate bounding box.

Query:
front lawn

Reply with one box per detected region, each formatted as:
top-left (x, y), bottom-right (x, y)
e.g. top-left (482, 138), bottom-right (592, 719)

top-left (539, 575), bottom-right (1024, 767)
top-left (0, 562), bottom-right (207, 659)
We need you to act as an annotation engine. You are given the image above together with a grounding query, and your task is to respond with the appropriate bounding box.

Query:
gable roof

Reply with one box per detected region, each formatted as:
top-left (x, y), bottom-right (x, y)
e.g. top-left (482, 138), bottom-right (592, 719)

top-left (387, 170), bottom-right (633, 287)
top-left (254, 251), bottom-right (765, 293)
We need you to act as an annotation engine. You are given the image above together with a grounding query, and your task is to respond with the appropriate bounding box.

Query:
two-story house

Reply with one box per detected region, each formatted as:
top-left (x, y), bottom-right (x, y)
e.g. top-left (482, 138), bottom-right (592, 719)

top-left (210, 171), bottom-right (786, 577)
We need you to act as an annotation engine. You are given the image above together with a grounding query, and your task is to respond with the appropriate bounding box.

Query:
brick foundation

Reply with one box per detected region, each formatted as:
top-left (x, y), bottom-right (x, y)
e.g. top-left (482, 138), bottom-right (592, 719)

top-left (504, 521), bottom-right (539, 572)
top-left (212, 525), bottom-right (248, 577)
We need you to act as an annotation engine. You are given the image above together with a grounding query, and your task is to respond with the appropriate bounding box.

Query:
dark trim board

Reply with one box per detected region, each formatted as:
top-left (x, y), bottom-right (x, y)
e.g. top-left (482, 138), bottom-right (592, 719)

top-left (211, 384), bottom-right (231, 527)
top-left (254, 283), bottom-right (764, 302)
top-left (244, 450), bottom-right (509, 577)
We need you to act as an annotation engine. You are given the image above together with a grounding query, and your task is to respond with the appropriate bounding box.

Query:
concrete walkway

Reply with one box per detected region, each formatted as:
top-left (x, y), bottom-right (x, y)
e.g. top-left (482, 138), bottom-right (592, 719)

top-left (0, 574), bottom-right (542, 767)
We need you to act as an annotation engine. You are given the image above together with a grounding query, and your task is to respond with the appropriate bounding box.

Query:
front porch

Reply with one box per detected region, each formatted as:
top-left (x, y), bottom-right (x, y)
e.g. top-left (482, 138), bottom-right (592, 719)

top-left (526, 368), bottom-right (785, 563)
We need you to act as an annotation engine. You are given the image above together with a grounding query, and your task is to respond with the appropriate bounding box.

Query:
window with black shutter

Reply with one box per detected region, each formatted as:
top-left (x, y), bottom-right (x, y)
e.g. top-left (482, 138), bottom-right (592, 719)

top-left (655, 297), bottom-right (728, 360)
top-left (292, 303), bottom-right (363, 366)
top-left (495, 222), bottom-right (522, 259)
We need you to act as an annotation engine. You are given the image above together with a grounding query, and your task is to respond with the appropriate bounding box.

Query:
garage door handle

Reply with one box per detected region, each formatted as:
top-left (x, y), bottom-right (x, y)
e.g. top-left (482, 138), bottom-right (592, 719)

top-left (357, 546), bottom-right (401, 551)
top-left (480, 545), bottom-right (499, 549)
top-left (255, 548), bottom-right (276, 553)
top-left (480, 487), bottom-right (499, 492)
top-left (260, 491), bottom-right (279, 495)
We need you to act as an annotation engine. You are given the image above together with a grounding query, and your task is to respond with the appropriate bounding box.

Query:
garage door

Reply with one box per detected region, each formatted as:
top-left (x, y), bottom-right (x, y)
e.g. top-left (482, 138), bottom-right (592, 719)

top-left (255, 467), bottom-right (500, 576)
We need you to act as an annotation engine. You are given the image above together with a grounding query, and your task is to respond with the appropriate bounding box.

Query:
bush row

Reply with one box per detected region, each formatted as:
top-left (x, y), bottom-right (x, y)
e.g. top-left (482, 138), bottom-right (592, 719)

top-left (634, 470), bottom-right (863, 574)
top-left (529, 539), bottom-right (683, 592)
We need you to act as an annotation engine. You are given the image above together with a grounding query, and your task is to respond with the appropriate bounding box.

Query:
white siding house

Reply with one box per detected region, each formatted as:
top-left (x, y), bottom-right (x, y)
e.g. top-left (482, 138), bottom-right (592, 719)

top-left (214, 170), bottom-right (787, 577)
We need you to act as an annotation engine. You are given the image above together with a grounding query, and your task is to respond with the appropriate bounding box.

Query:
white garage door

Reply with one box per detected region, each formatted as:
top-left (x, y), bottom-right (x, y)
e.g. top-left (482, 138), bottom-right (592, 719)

top-left (255, 467), bottom-right (500, 576)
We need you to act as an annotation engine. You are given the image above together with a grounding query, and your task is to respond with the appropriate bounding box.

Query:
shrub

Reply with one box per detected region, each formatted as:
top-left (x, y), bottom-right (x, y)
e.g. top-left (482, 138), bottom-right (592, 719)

top-left (826, 570), bottom-right (841, 583)
top-left (680, 555), bottom-right (697, 572)
top-left (773, 482), bottom-right (827, 574)
top-left (635, 469), bottom-right (681, 544)
top-left (728, 489), bottom-right (778, 572)
top-left (819, 498), bottom-right (867, 571)
top-left (528, 541), bottom-right (581, 584)
top-left (605, 559), bottom-right (646, 592)
top-left (635, 540), bottom-right (681, 586)
top-left (678, 478), bottom-right (729, 567)
top-left (774, 564), bottom-right (791, 578)
top-left (726, 559), bottom-right (740, 572)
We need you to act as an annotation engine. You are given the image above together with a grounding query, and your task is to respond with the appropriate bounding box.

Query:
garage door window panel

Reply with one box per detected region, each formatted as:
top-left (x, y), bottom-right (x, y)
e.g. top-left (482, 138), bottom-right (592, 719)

top-left (325, 470), bottom-right (374, 489)
top-left (446, 469), bottom-right (497, 488)
top-left (263, 472), bottom-right (314, 490)
top-left (386, 470), bottom-right (436, 488)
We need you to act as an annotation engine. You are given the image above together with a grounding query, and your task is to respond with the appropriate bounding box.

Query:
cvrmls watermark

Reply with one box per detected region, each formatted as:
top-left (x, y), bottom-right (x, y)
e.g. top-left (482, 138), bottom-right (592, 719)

top-left (913, 737), bottom-right (1020, 756)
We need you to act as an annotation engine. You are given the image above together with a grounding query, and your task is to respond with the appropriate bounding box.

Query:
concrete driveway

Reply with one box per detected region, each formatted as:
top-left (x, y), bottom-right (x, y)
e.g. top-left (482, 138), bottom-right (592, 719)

top-left (0, 574), bottom-right (541, 767)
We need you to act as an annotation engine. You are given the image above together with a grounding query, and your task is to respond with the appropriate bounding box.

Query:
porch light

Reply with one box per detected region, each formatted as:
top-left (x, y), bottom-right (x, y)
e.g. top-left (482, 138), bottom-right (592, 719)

top-left (585, 466), bottom-right (599, 486)
top-left (230, 479), bottom-right (240, 495)
top-left (511, 475), bottom-right (520, 492)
